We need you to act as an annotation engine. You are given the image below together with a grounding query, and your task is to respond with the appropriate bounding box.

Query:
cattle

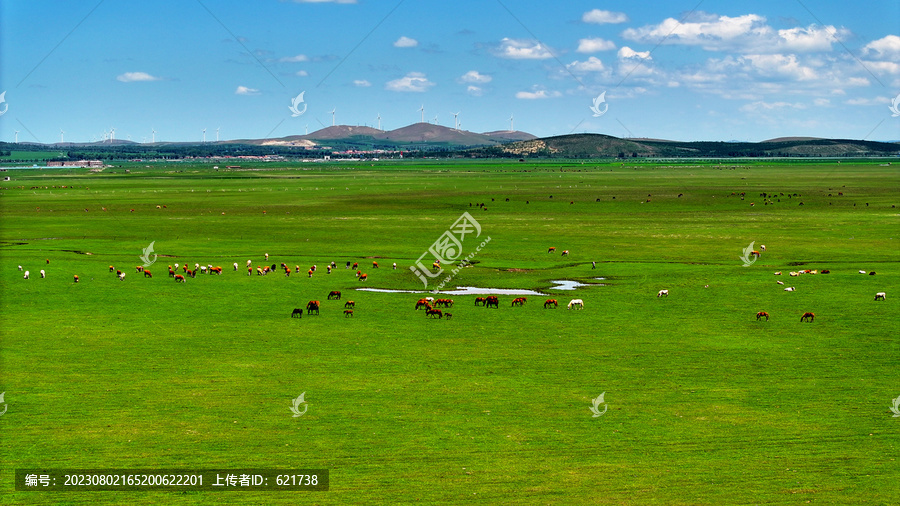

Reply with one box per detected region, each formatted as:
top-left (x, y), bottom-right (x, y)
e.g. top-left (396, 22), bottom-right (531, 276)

top-left (359, 273), bottom-right (368, 282)
top-left (109, 265), bottom-right (115, 272)
top-left (657, 289), bottom-right (669, 297)
top-left (426, 308), bottom-right (443, 319)
top-left (485, 296), bottom-right (499, 308)
top-left (544, 299), bottom-right (558, 308)
top-left (344, 301), bottom-right (355, 308)
top-left (291, 308), bottom-right (303, 318)
top-left (144, 270), bottom-right (153, 278)
top-left (567, 299), bottom-right (584, 310)
top-left (760, 245), bottom-right (766, 251)
top-left (73, 275), bottom-right (79, 283)
top-left (306, 300), bottom-right (320, 315)
top-left (869, 271), bottom-right (876, 276)
top-left (776, 281), bottom-right (784, 285)
top-left (23, 270), bottom-right (30, 279)
top-left (174, 274), bottom-right (185, 282)
top-left (352, 262), bottom-right (358, 270)
top-left (118, 272), bottom-right (126, 281)
top-left (415, 299), bottom-right (431, 310)
top-left (756, 311), bottom-right (769, 321)
top-left (875, 292), bottom-right (886, 301)
top-left (475, 297), bottom-right (487, 306)
top-left (548, 247), bottom-right (556, 253)
top-left (821, 269), bottom-right (830, 274)
top-left (328, 291), bottom-right (341, 300)
top-left (344, 310), bottom-right (354, 317)
top-left (169, 269), bottom-right (176, 278)
top-left (40, 269), bottom-right (45, 278)
top-left (393, 263), bottom-right (397, 270)
top-left (784, 287), bottom-right (796, 291)
top-left (561, 250), bottom-right (569, 256)
top-left (234, 263), bottom-right (239, 271)
top-left (511, 297), bottom-right (527, 307)
top-left (774, 271), bottom-right (782, 275)
top-left (800, 312), bottom-right (815, 322)
top-left (136, 266), bottom-right (144, 273)
top-left (373, 261), bottom-right (379, 268)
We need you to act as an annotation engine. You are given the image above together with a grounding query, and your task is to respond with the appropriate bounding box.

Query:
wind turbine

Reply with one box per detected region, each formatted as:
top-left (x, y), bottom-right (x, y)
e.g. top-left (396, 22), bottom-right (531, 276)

top-left (331, 108), bottom-right (336, 126)
top-left (377, 113), bottom-right (381, 130)
top-left (418, 104), bottom-right (424, 123)
top-left (509, 114), bottom-right (514, 132)
top-left (202, 128), bottom-right (206, 143)
top-left (14, 130), bottom-right (19, 143)
top-left (110, 128), bottom-right (115, 142)
top-left (305, 124), bottom-right (309, 135)
top-left (452, 112), bottom-right (460, 130)
top-left (433, 114), bottom-right (438, 125)
top-left (216, 127), bottom-right (220, 142)
top-left (60, 129), bottom-right (64, 143)
top-left (151, 128), bottom-right (156, 143)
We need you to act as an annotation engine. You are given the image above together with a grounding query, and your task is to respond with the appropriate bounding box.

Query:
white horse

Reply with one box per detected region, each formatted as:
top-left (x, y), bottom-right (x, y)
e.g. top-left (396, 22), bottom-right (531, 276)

top-left (657, 289), bottom-right (669, 297)
top-left (567, 299), bottom-right (584, 310)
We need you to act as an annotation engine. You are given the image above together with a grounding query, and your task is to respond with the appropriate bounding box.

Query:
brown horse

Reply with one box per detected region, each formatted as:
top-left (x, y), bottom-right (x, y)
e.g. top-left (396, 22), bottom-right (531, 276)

top-left (800, 312), bottom-right (815, 322)
top-left (415, 299), bottom-right (431, 310)
top-left (306, 300), bottom-right (320, 315)
top-left (485, 296), bottom-right (499, 308)
top-left (474, 297), bottom-right (487, 306)
top-left (544, 299), bottom-right (558, 308)
top-left (291, 308), bottom-right (303, 318)
top-left (426, 308), bottom-right (443, 319)
top-left (174, 274), bottom-right (186, 283)
top-left (136, 266), bottom-right (144, 273)
top-left (328, 291), bottom-right (341, 300)
top-left (359, 273), bottom-right (368, 282)
top-left (444, 313), bottom-right (453, 320)
top-left (144, 270), bottom-right (153, 278)
top-left (511, 297), bottom-right (527, 307)
top-left (756, 311), bottom-right (769, 321)
top-left (548, 247), bottom-right (556, 253)
top-left (344, 301), bottom-right (355, 308)
top-left (344, 310), bottom-right (354, 317)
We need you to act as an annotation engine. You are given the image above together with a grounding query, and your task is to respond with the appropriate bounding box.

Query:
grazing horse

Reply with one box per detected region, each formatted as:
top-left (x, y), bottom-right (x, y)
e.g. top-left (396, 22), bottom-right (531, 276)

top-left (874, 292), bottom-right (886, 301)
top-left (548, 247), bottom-right (556, 253)
top-left (434, 299), bottom-right (453, 308)
top-left (306, 300), bottom-right (320, 315)
top-left (475, 297), bottom-right (487, 306)
top-left (174, 274), bottom-right (185, 282)
top-left (344, 301), bottom-right (355, 308)
top-left (344, 310), bottom-right (354, 317)
top-left (567, 299), bottom-right (584, 310)
top-left (784, 287), bottom-right (796, 291)
top-left (291, 308), bottom-right (303, 318)
top-left (328, 291), bottom-right (341, 300)
top-left (426, 308), bottom-right (443, 319)
top-left (544, 299), bottom-right (558, 308)
top-left (144, 270), bottom-right (152, 278)
top-left (657, 289), bottom-right (669, 297)
top-left (821, 269), bottom-right (830, 274)
top-left (485, 296), bottom-right (500, 308)
top-left (415, 299), bottom-right (431, 310)
top-left (756, 311), bottom-right (769, 321)
top-left (800, 312), bottom-right (815, 322)
top-left (511, 297), bottom-right (527, 307)
top-left (444, 313), bottom-right (453, 320)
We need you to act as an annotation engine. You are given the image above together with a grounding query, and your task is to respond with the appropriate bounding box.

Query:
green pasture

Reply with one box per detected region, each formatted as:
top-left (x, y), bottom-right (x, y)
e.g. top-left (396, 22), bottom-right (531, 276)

top-left (1, 160), bottom-right (898, 504)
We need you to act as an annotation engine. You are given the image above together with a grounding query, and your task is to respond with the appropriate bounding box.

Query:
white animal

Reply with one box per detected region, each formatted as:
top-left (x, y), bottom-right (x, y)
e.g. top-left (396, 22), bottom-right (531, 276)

top-left (761, 245), bottom-right (766, 251)
top-left (265, 253), bottom-right (269, 261)
top-left (774, 271), bottom-right (782, 275)
top-left (657, 289), bottom-right (669, 297)
top-left (859, 270), bottom-right (866, 274)
top-left (784, 287), bottom-right (795, 291)
top-left (425, 297), bottom-right (435, 303)
top-left (393, 263), bottom-right (397, 270)
top-left (174, 263), bottom-right (179, 270)
top-left (790, 272), bottom-right (800, 277)
top-left (118, 272), bottom-right (126, 281)
top-left (567, 299), bottom-right (584, 309)
top-left (776, 281), bottom-right (784, 285)
top-left (40, 269), bottom-right (45, 278)
top-left (247, 259), bottom-right (252, 268)
top-left (234, 262), bottom-right (238, 271)
top-left (18, 265), bottom-right (23, 271)
top-left (23, 270), bottom-right (29, 279)
top-left (875, 292), bottom-right (886, 301)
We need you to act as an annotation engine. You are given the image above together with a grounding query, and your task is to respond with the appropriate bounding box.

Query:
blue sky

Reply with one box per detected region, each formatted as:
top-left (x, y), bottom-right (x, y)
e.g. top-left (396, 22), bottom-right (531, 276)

top-left (2, 0), bottom-right (898, 143)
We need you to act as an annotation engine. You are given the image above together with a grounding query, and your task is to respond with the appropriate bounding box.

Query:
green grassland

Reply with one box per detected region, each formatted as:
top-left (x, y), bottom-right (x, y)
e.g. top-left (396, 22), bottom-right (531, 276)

top-left (1, 160), bottom-right (898, 504)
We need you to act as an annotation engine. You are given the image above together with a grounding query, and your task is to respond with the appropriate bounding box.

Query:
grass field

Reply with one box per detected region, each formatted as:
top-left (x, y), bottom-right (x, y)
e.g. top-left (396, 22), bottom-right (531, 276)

top-left (1, 159), bottom-right (898, 504)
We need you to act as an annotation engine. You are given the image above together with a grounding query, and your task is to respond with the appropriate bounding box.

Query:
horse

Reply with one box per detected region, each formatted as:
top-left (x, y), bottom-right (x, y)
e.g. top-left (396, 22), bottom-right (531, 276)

top-left (415, 299), bottom-right (431, 310)
top-left (426, 308), bottom-right (443, 319)
top-left (485, 296), bottom-right (499, 308)
top-left (475, 297), bottom-right (487, 306)
top-left (328, 291), bottom-right (341, 300)
top-left (174, 274), bottom-right (185, 282)
top-left (344, 301), bottom-right (356, 308)
top-left (444, 313), bottom-right (452, 320)
top-left (511, 297), bottom-right (527, 307)
top-left (544, 299), bottom-right (558, 308)
top-left (756, 311), bottom-right (769, 321)
top-left (291, 308), bottom-right (303, 318)
top-left (800, 312), bottom-right (815, 322)
top-left (73, 275), bottom-right (79, 283)
top-left (567, 299), bottom-right (584, 310)
top-left (344, 310), bottom-right (354, 317)
top-left (306, 301), bottom-right (320, 315)
top-left (144, 270), bottom-right (153, 278)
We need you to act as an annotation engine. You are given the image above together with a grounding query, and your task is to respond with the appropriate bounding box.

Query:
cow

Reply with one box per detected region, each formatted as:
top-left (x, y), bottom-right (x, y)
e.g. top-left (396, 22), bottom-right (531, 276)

top-left (359, 273), bottom-right (368, 282)
top-left (475, 297), bottom-right (487, 306)
top-left (306, 301), bottom-right (320, 315)
top-left (800, 312), bottom-right (815, 322)
top-left (328, 291), bottom-right (341, 300)
top-left (567, 299), bottom-right (584, 310)
top-left (511, 297), bottom-right (527, 307)
top-left (657, 289), bottom-right (669, 297)
top-left (485, 296), bottom-right (499, 308)
top-left (136, 266), bottom-right (144, 273)
top-left (544, 299), bottom-right (558, 308)
top-left (756, 311), bottom-right (769, 321)
top-left (784, 287), bottom-right (796, 291)
top-left (373, 261), bottom-right (379, 268)
top-left (40, 269), bottom-right (45, 278)
top-left (291, 308), bottom-right (303, 318)
top-left (174, 274), bottom-right (185, 282)
top-left (875, 292), bottom-right (886, 301)
top-left (344, 310), bottom-right (354, 317)
top-left (73, 275), bottom-right (79, 283)
top-left (144, 270), bottom-right (153, 278)
top-left (548, 247), bottom-right (556, 253)
top-left (109, 265), bottom-right (115, 272)
top-left (561, 250), bottom-right (569, 256)
top-left (23, 270), bottom-right (30, 279)
top-left (426, 308), bottom-right (443, 319)
top-left (344, 301), bottom-right (355, 308)
top-left (118, 272), bottom-right (126, 281)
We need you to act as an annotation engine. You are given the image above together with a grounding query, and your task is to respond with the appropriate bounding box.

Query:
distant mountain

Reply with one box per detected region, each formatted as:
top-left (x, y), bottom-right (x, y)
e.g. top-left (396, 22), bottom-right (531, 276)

top-left (272, 122), bottom-right (537, 148)
top-left (304, 125), bottom-right (383, 140)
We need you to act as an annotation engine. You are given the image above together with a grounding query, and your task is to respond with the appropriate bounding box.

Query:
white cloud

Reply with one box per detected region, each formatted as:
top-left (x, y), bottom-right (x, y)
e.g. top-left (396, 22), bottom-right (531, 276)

top-left (846, 96), bottom-right (891, 106)
top-left (813, 98), bottom-right (830, 106)
top-left (466, 85), bottom-right (484, 96)
top-left (495, 38), bottom-right (553, 59)
top-left (353, 79), bottom-right (371, 87)
top-left (295, 70), bottom-right (309, 77)
top-left (515, 87), bottom-right (561, 99)
top-left (740, 100), bottom-right (806, 113)
top-left (742, 54), bottom-right (817, 81)
top-left (235, 86), bottom-right (260, 95)
top-left (618, 46), bottom-right (651, 60)
top-left (385, 72), bottom-right (435, 92)
top-left (459, 70), bottom-right (492, 83)
top-left (863, 35), bottom-right (900, 60)
top-left (116, 72), bottom-right (161, 82)
top-left (567, 56), bottom-right (605, 72)
top-left (582, 9), bottom-right (628, 24)
top-left (279, 54), bottom-right (308, 62)
top-left (577, 37), bottom-right (616, 53)
top-left (393, 36), bottom-right (418, 48)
